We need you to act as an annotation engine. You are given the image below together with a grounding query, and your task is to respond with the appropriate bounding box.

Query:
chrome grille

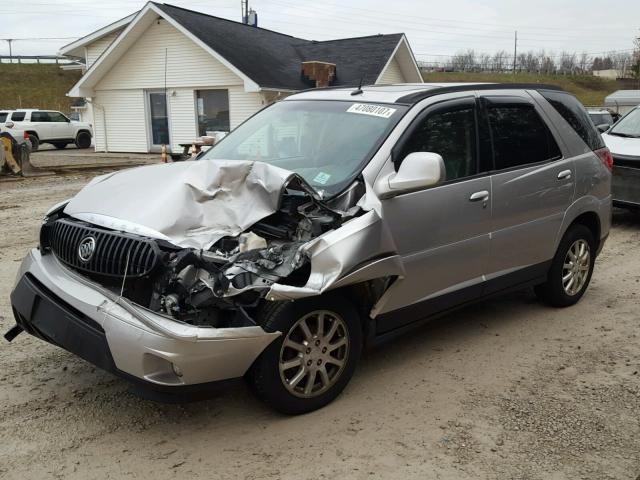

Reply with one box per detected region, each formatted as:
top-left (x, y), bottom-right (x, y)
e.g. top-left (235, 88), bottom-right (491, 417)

top-left (47, 219), bottom-right (159, 278)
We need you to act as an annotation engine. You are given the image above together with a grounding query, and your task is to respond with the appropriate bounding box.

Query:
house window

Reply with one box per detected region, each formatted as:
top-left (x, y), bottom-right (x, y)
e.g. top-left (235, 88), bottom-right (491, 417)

top-left (195, 90), bottom-right (230, 136)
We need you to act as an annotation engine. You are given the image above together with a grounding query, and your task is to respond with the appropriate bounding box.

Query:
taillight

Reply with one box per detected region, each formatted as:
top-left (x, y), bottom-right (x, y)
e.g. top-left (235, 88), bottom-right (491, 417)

top-left (23, 131), bottom-right (29, 140)
top-left (595, 147), bottom-right (613, 172)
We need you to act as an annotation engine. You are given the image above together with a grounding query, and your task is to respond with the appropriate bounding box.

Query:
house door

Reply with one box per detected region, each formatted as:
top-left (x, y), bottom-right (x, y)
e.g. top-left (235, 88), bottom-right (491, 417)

top-left (146, 90), bottom-right (170, 149)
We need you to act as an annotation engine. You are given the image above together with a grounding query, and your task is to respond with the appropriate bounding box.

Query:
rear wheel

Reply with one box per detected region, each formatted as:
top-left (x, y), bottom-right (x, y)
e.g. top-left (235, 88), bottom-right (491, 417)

top-left (248, 295), bottom-right (362, 415)
top-left (75, 131), bottom-right (91, 149)
top-left (28, 134), bottom-right (39, 151)
top-left (52, 142), bottom-right (67, 149)
top-left (535, 224), bottom-right (596, 307)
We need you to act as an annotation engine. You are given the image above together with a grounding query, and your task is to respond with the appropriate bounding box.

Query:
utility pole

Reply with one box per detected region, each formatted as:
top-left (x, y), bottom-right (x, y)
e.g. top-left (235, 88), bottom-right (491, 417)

top-left (513, 31), bottom-right (517, 75)
top-left (2, 39), bottom-right (14, 64)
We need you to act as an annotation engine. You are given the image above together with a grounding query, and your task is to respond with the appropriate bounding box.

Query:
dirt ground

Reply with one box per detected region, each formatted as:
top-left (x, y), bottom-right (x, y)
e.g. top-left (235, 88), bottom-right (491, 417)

top-left (1, 170), bottom-right (639, 480)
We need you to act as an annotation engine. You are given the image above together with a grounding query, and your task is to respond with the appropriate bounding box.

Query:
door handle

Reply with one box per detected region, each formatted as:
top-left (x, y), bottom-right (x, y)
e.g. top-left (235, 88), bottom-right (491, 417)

top-left (469, 190), bottom-right (490, 202)
top-left (557, 169), bottom-right (572, 180)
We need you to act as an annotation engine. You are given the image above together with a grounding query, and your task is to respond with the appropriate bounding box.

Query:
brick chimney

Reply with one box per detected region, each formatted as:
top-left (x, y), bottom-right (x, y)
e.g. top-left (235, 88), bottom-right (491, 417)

top-left (301, 61), bottom-right (337, 88)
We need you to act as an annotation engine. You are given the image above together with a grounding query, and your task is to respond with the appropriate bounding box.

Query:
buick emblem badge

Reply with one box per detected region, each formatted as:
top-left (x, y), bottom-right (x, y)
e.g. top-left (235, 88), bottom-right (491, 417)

top-left (78, 236), bottom-right (96, 263)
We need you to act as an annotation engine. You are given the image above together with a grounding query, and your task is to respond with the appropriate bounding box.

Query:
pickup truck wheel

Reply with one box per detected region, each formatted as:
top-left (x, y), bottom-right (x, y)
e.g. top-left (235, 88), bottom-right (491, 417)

top-left (535, 224), bottom-right (596, 307)
top-left (28, 135), bottom-right (39, 151)
top-left (75, 131), bottom-right (91, 149)
top-left (52, 142), bottom-right (67, 149)
top-left (248, 295), bottom-right (362, 415)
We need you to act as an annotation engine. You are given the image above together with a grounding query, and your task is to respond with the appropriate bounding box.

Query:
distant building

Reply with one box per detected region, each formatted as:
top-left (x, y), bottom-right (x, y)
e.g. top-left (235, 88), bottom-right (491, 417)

top-left (593, 69), bottom-right (620, 80)
top-left (604, 90), bottom-right (640, 115)
top-left (59, 2), bottom-right (422, 153)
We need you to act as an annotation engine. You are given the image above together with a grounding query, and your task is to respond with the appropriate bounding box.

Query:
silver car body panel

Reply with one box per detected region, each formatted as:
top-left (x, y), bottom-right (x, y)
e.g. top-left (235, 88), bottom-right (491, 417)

top-left (17, 249), bottom-right (280, 386)
top-left (64, 160), bottom-right (299, 250)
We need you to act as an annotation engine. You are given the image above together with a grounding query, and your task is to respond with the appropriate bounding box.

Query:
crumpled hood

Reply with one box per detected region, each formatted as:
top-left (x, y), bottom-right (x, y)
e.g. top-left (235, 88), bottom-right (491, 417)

top-left (64, 160), bottom-right (300, 249)
top-left (602, 133), bottom-right (640, 157)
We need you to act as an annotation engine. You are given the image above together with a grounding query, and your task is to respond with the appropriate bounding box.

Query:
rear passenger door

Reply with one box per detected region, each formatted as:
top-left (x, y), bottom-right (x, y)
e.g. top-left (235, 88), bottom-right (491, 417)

top-left (29, 111), bottom-right (52, 140)
top-left (482, 94), bottom-right (574, 292)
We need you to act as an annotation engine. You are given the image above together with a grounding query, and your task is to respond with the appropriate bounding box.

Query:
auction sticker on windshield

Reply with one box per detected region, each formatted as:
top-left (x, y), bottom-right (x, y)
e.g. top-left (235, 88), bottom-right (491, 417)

top-left (347, 103), bottom-right (397, 118)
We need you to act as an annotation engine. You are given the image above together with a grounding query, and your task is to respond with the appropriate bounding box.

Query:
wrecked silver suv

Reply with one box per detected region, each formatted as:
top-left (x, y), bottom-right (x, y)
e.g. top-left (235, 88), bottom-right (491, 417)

top-left (7, 84), bottom-right (611, 414)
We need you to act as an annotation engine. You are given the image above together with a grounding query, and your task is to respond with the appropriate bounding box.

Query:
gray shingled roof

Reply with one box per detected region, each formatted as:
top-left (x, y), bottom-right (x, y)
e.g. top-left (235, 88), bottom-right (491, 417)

top-left (153, 3), bottom-right (404, 90)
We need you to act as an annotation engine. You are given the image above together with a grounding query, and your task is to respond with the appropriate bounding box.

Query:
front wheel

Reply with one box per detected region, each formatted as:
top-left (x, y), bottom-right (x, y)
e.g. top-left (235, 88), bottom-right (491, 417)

top-left (248, 295), bottom-right (362, 415)
top-left (535, 224), bottom-right (596, 307)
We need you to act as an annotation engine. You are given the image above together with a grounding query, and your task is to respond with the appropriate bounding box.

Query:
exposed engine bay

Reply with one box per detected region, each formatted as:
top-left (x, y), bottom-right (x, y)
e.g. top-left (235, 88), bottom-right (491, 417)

top-left (41, 161), bottom-right (382, 329)
top-left (147, 182), bottom-right (361, 326)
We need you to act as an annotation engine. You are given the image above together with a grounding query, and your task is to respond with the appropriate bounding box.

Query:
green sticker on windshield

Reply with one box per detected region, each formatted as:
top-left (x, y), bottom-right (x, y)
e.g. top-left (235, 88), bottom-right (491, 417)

top-left (313, 172), bottom-right (331, 185)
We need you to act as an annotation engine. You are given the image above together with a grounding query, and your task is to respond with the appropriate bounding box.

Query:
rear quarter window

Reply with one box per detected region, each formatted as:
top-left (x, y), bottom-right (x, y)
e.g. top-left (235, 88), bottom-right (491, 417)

top-left (10, 112), bottom-right (26, 122)
top-left (540, 90), bottom-right (604, 151)
top-left (0, 112), bottom-right (8, 122)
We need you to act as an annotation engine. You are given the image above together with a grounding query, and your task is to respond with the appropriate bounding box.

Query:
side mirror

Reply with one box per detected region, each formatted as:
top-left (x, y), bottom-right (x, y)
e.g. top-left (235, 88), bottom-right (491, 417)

top-left (4, 121), bottom-right (14, 129)
top-left (596, 124), bottom-right (610, 133)
top-left (386, 152), bottom-right (445, 194)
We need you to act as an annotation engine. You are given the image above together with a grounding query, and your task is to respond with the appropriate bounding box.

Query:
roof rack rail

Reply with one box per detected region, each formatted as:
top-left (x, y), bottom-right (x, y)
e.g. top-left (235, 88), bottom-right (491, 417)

top-left (396, 83), bottom-right (565, 104)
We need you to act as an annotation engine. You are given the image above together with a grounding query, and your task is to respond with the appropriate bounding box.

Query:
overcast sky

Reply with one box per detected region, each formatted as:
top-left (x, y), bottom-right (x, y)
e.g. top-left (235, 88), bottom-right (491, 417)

top-left (1, 0), bottom-right (639, 63)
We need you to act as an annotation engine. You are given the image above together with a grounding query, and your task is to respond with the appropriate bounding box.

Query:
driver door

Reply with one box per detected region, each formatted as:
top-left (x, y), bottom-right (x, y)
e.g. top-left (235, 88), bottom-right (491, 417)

top-left (47, 112), bottom-right (72, 139)
top-left (376, 97), bottom-right (492, 333)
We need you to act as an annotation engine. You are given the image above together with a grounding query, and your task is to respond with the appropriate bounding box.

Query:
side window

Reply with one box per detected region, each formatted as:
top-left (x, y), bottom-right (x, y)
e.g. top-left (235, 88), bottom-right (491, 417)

top-left (31, 112), bottom-right (48, 122)
top-left (486, 103), bottom-right (561, 170)
top-left (540, 90), bottom-right (604, 151)
top-left (0, 112), bottom-right (7, 122)
top-left (399, 104), bottom-right (478, 182)
top-left (10, 112), bottom-right (26, 122)
top-left (47, 112), bottom-right (68, 122)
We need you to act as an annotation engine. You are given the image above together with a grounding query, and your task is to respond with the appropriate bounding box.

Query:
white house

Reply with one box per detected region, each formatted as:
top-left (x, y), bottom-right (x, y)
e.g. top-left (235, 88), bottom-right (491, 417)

top-left (59, 2), bottom-right (422, 153)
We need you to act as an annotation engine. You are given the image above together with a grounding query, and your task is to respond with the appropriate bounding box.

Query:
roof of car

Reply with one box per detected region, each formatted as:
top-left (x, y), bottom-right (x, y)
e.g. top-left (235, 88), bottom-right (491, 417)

top-left (285, 82), bottom-right (565, 104)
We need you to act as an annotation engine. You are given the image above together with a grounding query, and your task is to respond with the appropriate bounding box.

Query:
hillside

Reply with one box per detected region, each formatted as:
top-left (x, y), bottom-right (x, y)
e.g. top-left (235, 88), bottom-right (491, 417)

top-left (422, 72), bottom-right (620, 106)
top-left (0, 63), bottom-right (83, 113)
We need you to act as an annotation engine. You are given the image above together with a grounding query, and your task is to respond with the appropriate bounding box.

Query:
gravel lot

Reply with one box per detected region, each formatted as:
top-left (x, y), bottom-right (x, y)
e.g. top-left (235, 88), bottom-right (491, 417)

top-left (1, 170), bottom-right (639, 480)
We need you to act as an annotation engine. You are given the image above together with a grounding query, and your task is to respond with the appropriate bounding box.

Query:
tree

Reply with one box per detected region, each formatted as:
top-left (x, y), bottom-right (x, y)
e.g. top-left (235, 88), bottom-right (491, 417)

top-left (632, 36), bottom-right (640, 80)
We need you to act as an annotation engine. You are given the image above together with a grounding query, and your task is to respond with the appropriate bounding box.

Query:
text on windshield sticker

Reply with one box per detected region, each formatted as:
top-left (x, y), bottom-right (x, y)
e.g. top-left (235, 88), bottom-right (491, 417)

top-left (347, 103), bottom-right (397, 118)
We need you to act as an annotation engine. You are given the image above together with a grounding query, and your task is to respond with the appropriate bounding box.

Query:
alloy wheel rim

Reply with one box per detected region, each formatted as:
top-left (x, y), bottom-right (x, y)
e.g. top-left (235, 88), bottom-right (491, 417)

top-left (279, 310), bottom-right (350, 398)
top-left (562, 239), bottom-right (591, 296)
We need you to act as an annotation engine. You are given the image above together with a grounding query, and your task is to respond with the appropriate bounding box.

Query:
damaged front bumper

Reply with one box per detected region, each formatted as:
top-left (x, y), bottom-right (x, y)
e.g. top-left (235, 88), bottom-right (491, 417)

top-left (8, 249), bottom-right (280, 389)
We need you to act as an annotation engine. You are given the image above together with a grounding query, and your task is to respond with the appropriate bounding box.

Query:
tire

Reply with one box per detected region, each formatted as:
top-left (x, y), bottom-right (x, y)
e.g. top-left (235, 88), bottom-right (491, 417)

top-left (247, 294), bottom-right (363, 415)
top-left (52, 142), bottom-right (67, 150)
top-left (535, 224), bottom-right (596, 307)
top-left (75, 131), bottom-right (92, 149)
top-left (28, 134), bottom-right (39, 151)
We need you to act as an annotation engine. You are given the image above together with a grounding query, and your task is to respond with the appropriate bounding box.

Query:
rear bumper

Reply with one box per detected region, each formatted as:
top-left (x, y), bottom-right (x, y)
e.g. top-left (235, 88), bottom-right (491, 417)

top-left (8, 249), bottom-right (279, 391)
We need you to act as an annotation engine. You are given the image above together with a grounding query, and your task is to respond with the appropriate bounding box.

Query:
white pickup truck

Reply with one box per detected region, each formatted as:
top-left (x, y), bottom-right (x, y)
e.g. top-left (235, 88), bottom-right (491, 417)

top-left (1, 109), bottom-right (93, 151)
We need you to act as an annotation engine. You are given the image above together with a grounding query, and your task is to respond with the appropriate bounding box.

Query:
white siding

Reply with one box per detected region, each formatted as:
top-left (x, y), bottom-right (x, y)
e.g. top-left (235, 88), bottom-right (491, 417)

top-left (378, 57), bottom-right (405, 84)
top-left (93, 89), bottom-right (147, 152)
top-left (168, 88), bottom-right (197, 149)
top-left (95, 19), bottom-right (241, 91)
top-left (229, 86), bottom-right (265, 129)
top-left (86, 31), bottom-right (121, 68)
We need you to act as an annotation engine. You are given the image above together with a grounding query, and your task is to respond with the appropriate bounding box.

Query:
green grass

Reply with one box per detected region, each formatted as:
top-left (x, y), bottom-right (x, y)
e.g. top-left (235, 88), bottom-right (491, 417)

top-left (421, 72), bottom-right (620, 106)
top-left (0, 63), bottom-right (83, 113)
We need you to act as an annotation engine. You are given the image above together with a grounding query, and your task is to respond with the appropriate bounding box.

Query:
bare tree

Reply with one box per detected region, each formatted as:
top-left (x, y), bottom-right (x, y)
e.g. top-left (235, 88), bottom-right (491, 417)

top-left (578, 52), bottom-right (590, 73)
top-left (492, 50), bottom-right (508, 72)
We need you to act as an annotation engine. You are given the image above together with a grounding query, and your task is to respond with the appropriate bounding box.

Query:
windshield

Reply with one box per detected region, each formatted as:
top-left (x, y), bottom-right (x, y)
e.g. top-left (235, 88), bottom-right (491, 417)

top-left (609, 108), bottom-right (640, 138)
top-left (202, 100), bottom-right (407, 196)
